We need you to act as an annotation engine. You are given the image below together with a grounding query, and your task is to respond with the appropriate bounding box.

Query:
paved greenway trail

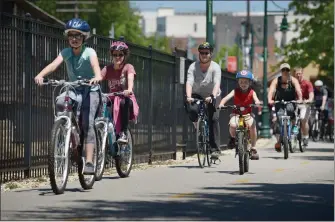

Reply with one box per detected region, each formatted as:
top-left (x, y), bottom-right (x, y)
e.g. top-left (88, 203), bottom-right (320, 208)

top-left (1, 138), bottom-right (334, 221)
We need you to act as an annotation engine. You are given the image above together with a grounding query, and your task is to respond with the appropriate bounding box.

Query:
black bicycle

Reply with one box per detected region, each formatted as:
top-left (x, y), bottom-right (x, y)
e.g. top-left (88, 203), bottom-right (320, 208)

top-left (190, 98), bottom-right (214, 168)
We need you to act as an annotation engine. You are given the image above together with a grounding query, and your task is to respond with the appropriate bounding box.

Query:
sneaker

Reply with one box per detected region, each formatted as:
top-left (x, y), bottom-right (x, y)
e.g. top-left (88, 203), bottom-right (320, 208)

top-left (250, 149), bottom-right (259, 160)
top-left (83, 162), bottom-right (95, 175)
top-left (117, 132), bottom-right (128, 143)
top-left (303, 138), bottom-right (308, 146)
top-left (227, 137), bottom-right (236, 149)
top-left (275, 142), bottom-right (281, 152)
top-left (211, 146), bottom-right (221, 156)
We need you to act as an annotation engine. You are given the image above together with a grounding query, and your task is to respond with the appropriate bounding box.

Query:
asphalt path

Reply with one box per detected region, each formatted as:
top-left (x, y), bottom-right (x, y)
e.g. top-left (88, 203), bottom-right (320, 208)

top-left (1, 138), bottom-right (334, 221)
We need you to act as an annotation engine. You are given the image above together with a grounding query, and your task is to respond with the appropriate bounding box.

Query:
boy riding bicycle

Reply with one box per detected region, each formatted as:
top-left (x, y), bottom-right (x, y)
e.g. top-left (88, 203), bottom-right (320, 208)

top-left (218, 70), bottom-right (261, 160)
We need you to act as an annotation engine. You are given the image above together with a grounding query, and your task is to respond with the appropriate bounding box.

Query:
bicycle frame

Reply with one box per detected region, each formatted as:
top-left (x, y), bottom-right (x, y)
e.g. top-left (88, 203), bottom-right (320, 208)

top-left (194, 99), bottom-right (209, 137)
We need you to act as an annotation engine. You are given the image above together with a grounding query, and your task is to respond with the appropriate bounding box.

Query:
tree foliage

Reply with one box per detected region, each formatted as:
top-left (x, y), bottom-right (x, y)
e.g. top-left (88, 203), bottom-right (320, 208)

top-left (32, 0), bottom-right (171, 53)
top-left (214, 44), bottom-right (243, 70)
top-left (281, 0), bottom-right (334, 85)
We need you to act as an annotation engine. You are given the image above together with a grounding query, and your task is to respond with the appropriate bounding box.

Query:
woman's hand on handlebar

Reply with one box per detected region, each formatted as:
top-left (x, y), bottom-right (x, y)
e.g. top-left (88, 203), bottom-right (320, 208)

top-left (186, 97), bottom-right (194, 104)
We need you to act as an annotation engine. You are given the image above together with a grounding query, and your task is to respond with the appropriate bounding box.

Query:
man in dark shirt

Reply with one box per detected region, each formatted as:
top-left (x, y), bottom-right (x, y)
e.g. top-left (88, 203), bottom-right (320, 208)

top-left (313, 80), bottom-right (328, 124)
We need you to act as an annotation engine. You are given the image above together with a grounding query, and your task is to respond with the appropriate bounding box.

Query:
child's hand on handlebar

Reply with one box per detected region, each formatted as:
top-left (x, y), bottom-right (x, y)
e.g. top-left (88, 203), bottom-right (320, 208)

top-left (89, 76), bottom-right (102, 85)
top-left (123, 89), bottom-right (133, 97)
top-left (34, 75), bottom-right (44, 86)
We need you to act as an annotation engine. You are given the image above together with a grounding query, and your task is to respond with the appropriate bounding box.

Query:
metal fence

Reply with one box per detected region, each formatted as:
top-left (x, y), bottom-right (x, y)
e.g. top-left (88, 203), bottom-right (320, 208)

top-left (0, 13), bottom-right (258, 183)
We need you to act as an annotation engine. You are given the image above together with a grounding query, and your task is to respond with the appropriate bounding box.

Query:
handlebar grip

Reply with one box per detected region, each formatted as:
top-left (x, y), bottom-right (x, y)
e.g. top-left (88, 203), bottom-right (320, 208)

top-left (43, 78), bottom-right (49, 83)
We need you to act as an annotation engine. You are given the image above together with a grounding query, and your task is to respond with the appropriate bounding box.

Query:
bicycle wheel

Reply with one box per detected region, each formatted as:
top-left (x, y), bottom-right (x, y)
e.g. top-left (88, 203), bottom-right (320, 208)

top-left (289, 130), bottom-right (298, 153)
top-left (312, 120), bottom-right (320, 142)
top-left (283, 121), bottom-right (289, 159)
top-left (95, 123), bottom-right (107, 181)
top-left (48, 119), bottom-right (70, 195)
top-left (78, 127), bottom-right (99, 190)
top-left (243, 135), bottom-right (250, 173)
top-left (196, 119), bottom-right (206, 168)
top-left (115, 129), bottom-right (134, 178)
top-left (298, 125), bottom-right (306, 152)
top-left (237, 131), bottom-right (245, 175)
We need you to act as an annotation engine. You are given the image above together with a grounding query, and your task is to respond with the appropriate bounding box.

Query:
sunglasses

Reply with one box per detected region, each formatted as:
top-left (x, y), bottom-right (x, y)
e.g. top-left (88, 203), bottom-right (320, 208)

top-left (112, 53), bottom-right (124, 58)
top-left (67, 34), bottom-right (83, 40)
top-left (281, 68), bottom-right (290, 72)
top-left (199, 52), bottom-right (210, 55)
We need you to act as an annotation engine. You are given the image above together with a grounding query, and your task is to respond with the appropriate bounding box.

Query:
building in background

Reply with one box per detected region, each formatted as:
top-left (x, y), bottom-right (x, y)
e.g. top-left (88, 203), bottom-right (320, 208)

top-left (139, 7), bottom-right (219, 60)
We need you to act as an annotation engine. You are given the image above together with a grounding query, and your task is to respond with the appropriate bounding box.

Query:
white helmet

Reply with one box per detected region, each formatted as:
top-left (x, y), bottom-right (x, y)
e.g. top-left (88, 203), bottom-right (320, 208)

top-left (314, 80), bottom-right (323, 87)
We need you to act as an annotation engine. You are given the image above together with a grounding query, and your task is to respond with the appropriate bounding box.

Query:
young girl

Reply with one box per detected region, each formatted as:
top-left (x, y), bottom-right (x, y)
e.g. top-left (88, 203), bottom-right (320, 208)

top-left (101, 41), bottom-right (139, 143)
top-left (34, 18), bottom-right (102, 174)
top-left (218, 70), bottom-right (260, 160)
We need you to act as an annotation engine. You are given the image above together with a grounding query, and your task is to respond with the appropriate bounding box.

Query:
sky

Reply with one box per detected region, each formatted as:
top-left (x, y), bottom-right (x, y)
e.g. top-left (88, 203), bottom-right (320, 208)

top-left (131, 1), bottom-right (291, 13)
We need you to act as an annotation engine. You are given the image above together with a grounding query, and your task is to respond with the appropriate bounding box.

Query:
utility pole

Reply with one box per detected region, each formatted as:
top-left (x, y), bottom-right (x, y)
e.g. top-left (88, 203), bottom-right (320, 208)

top-left (56, 0), bottom-right (97, 19)
top-left (249, 24), bottom-right (254, 72)
top-left (259, 0), bottom-right (271, 138)
top-left (206, 0), bottom-right (214, 45)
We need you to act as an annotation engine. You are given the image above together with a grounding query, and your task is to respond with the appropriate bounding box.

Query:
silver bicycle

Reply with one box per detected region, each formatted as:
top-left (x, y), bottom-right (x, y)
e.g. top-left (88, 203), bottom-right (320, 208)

top-left (42, 78), bottom-right (99, 194)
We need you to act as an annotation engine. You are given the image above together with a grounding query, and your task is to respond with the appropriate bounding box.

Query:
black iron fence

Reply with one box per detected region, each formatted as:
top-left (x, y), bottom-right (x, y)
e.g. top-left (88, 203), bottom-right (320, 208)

top-left (0, 13), bottom-right (260, 183)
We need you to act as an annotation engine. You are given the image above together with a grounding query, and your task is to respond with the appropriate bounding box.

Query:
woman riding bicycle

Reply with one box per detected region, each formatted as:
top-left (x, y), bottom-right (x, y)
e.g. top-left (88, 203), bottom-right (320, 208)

top-left (101, 40), bottom-right (139, 143)
top-left (268, 63), bottom-right (302, 152)
top-left (34, 18), bottom-right (102, 175)
top-left (218, 70), bottom-right (261, 160)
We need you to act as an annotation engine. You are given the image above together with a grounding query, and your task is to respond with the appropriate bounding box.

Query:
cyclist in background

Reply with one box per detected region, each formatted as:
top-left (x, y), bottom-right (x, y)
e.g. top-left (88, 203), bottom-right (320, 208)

top-left (34, 18), bottom-right (102, 175)
top-left (185, 42), bottom-right (221, 157)
top-left (101, 41), bottom-right (139, 143)
top-left (294, 67), bottom-right (314, 146)
top-left (313, 80), bottom-right (329, 132)
top-left (268, 63), bottom-right (302, 152)
top-left (218, 70), bottom-right (261, 160)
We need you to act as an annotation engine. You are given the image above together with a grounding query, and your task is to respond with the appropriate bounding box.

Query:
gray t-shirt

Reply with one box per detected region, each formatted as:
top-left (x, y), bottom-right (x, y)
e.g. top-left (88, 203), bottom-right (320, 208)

top-left (186, 61), bottom-right (221, 98)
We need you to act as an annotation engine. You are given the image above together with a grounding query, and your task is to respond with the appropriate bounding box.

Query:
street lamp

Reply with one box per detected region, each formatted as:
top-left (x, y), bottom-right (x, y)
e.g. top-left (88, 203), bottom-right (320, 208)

top-left (259, 0), bottom-right (271, 138)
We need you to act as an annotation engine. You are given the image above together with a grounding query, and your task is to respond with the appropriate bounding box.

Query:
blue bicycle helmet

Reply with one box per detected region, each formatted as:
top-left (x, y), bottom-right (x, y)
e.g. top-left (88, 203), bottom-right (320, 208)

top-left (64, 18), bottom-right (90, 40)
top-left (236, 70), bottom-right (254, 80)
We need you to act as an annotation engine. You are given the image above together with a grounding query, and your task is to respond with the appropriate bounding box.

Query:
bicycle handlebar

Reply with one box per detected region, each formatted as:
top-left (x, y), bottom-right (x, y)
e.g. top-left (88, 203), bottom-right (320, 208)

top-left (42, 78), bottom-right (94, 86)
top-left (102, 91), bottom-right (133, 97)
top-left (217, 104), bottom-right (261, 110)
top-left (273, 100), bottom-right (314, 105)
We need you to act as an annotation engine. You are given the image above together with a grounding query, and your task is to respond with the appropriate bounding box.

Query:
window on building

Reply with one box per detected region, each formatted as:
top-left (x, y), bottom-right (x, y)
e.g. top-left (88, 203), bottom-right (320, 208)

top-left (194, 23), bottom-right (197, 32)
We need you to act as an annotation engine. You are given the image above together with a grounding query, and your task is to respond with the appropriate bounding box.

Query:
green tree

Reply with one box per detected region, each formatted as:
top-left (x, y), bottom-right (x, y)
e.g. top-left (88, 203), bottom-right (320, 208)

top-left (146, 33), bottom-right (171, 53)
top-left (32, 0), bottom-right (171, 52)
top-left (214, 44), bottom-right (243, 69)
top-left (281, 0), bottom-right (334, 86)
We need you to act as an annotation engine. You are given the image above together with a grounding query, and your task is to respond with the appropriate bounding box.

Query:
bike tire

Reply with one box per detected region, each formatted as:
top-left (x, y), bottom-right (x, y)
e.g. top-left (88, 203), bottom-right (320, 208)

top-left (115, 129), bottom-right (134, 178)
top-left (78, 127), bottom-right (99, 190)
top-left (237, 131), bottom-right (245, 175)
top-left (196, 119), bottom-right (206, 168)
top-left (48, 119), bottom-right (70, 195)
top-left (243, 136), bottom-right (250, 173)
top-left (205, 124), bottom-right (212, 167)
top-left (95, 123), bottom-right (106, 181)
top-left (312, 120), bottom-right (320, 142)
top-left (283, 122), bottom-right (289, 159)
top-left (289, 134), bottom-right (297, 153)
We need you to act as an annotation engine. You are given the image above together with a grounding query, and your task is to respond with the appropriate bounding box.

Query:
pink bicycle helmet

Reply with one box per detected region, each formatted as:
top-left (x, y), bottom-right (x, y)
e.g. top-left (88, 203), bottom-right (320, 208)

top-left (110, 41), bottom-right (129, 55)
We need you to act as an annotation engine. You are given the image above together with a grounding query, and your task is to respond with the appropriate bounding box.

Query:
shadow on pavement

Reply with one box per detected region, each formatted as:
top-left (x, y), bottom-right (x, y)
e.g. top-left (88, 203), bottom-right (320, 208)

top-left (5, 182), bottom-right (334, 221)
top-left (306, 148), bottom-right (334, 153)
top-left (204, 170), bottom-right (255, 175)
top-left (13, 187), bottom-right (88, 195)
top-left (295, 156), bottom-right (334, 161)
top-left (168, 165), bottom-right (201, 169)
